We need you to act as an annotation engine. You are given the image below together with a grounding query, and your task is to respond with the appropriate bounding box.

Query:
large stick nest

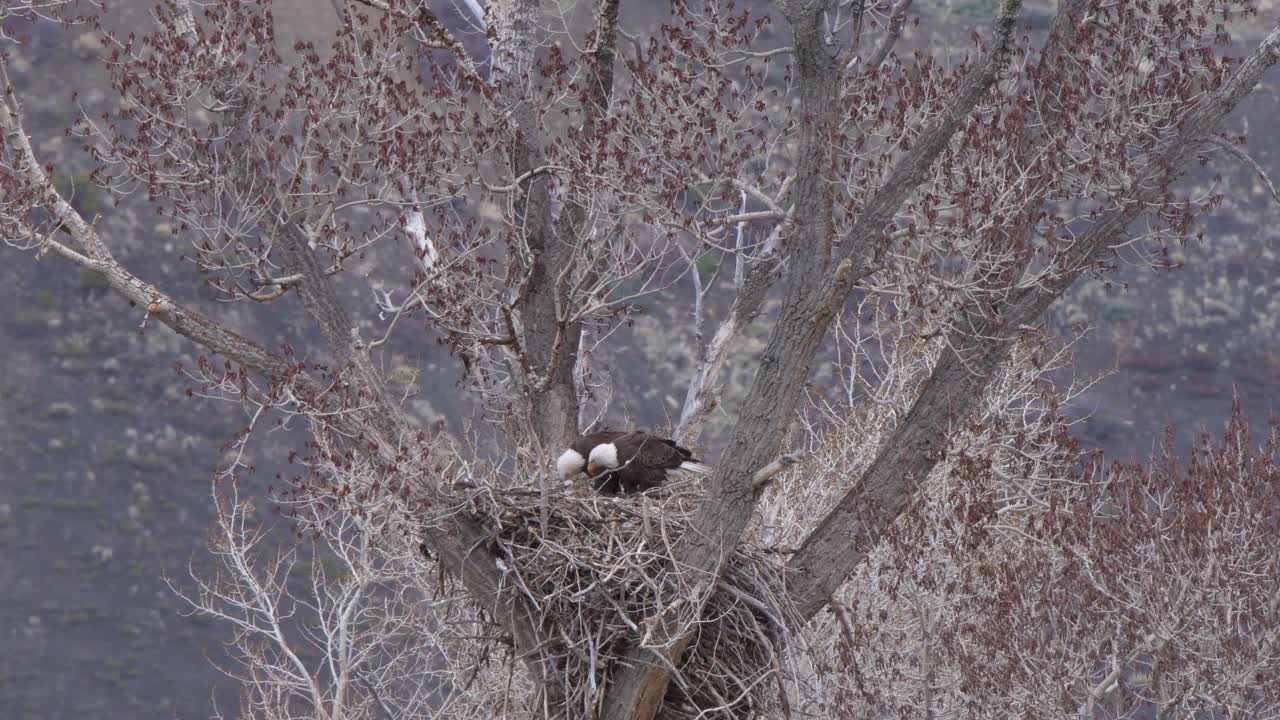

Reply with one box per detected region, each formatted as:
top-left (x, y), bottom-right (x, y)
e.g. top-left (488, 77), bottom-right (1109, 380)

top-left (438, 478), bottom-right (799, 719)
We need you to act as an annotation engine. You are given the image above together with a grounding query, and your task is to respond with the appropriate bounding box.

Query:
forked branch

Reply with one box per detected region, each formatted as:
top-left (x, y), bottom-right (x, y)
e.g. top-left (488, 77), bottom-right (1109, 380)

top-left (786, 18), bottom-right (1280, 620)
top-left (600, 2), bottom-right (1026, 717)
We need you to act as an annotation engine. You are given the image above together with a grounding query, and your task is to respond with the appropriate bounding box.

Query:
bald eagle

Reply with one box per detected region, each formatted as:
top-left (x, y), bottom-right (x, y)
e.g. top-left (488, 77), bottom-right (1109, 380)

top-left (557, 430), bottom-right (627, 493)
top-left (557, 430), bottom-right (709, 495)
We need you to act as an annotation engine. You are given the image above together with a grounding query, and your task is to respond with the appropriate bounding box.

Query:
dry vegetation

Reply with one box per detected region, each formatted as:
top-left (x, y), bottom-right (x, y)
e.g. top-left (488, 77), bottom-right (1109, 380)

top-left (4, 0), bottom-right (1280, 718)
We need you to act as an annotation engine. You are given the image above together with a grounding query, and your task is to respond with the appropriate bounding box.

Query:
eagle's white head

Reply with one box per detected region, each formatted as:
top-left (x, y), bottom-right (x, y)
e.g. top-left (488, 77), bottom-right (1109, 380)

top-left (586, 443), bottom-right (620, 476)
top-left (556, 448), bottom-right (587, 480)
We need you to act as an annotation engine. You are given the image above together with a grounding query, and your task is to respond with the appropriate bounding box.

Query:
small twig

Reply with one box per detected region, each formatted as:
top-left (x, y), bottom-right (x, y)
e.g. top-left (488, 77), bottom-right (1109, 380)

top-left (1215, 135), bottom-right (1280, 204)
top-left (717, 209), bottom-right (787, 225)
top-left (483, 165), bottom-right (566, 193)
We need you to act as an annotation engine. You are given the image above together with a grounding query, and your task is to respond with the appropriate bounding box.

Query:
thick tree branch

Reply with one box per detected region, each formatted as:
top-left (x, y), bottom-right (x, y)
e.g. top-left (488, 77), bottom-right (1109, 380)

top-left (787, 19), bottom-right (1280, 620)
top-left (1, 81), bottom-right (292, 380)
top-left (752, 452), bottom-right (804, 492)
top-left (484, 0), bottom-right (624, 452)
top-left (268, 217), bottom-right (568, 695)
top-left (1, 52), bottom-right (560, 694)
top-left (539, 0), bottom-right (622, 442)
top-left (673, 256), bottom-right (780, 445)
top-left (600, 3), bottom-right (1025, 718)
top-left (346, 0), bottom-right (482, 78)
top-left (272, 216), bottom-right (413, 443)
top-left (862, 0), bottom-right (913, 69)
top-left (493, 0), bottom-right (625, 451)
top-left (674, 183), bottom-right (795, 446)
top-left (831, 0), bottom-right (1022, 273)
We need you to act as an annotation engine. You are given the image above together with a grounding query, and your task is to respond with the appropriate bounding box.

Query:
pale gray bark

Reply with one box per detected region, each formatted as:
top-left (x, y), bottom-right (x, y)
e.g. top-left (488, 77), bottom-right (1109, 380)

top-left (673, 257), bottom-right (779, 445)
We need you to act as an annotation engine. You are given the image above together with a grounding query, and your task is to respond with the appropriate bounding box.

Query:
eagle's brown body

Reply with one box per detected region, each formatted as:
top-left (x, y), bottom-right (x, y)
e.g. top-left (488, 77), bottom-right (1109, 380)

top-left (586, 430), bottom-right (707, 495)
top-left (558, 430), bottom-right (710, 495)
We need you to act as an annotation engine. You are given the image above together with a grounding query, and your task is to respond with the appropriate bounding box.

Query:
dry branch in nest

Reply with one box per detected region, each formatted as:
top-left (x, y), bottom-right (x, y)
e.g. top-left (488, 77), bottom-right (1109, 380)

top-left (427, 478), bottom-right (799, 719)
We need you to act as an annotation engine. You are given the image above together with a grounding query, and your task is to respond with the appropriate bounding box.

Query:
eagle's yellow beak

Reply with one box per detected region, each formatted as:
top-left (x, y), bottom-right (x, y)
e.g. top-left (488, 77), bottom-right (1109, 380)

top-left (586, 463), bottom-right (599, 476)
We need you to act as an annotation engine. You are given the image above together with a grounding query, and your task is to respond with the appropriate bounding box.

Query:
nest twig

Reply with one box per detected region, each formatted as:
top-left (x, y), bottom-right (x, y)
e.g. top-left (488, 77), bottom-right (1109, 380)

top-left (426, 478), bottom-right (798, 719)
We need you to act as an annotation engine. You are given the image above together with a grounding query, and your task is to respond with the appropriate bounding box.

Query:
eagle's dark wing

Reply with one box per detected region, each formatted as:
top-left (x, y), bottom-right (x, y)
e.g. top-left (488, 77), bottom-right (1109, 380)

top-left (629, 433), bottom-right (695, 469)
top-left (658, 437), bottom-right (698, 464)
top-left (602, 432), bottom-right (695, 493)
top-left (571, 430), bottom-right (625, 459)
top-left (619, 468), bottom-right (666, 494)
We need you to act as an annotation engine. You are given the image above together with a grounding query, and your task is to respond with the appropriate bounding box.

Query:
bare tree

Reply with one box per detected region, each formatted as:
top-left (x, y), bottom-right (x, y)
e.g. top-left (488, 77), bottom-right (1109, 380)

top-left (3, 0), bottom-right (1280, 718)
